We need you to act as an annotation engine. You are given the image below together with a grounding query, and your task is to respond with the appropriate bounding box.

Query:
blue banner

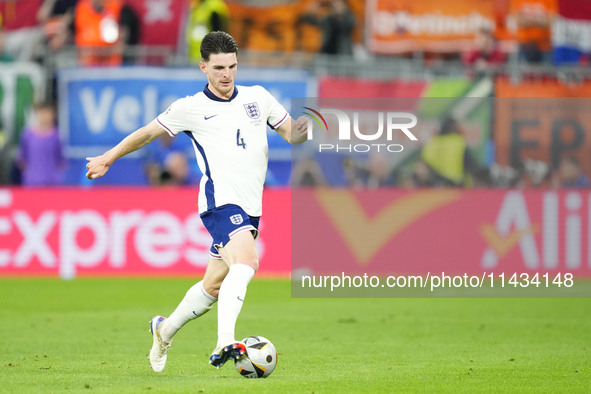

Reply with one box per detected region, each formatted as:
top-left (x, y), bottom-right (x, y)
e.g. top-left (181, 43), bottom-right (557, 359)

top-left (58, 66), bottom-right (315, 185)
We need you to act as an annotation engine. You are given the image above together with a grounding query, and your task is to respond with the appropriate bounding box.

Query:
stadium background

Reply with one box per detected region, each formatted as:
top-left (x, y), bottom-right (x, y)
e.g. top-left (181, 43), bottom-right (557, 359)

top-left (0, 0), bottom-right (590, 392)
top-left (2, 0), bottom-right (591, 278)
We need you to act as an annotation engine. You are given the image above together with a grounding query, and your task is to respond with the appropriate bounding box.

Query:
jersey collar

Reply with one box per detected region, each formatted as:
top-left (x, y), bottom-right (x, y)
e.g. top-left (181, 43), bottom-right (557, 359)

top-left (203, 84), bottom-right (239, 102)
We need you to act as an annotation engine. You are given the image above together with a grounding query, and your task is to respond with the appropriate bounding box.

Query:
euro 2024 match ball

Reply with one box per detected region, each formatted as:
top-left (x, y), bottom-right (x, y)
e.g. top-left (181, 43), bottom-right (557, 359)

top-left (234, 336), bottom-right (277, 378)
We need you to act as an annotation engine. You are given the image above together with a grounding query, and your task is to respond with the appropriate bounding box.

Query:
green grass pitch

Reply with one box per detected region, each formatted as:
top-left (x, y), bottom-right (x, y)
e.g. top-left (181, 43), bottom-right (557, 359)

top-left (0, 278), bottom-right (589, 393)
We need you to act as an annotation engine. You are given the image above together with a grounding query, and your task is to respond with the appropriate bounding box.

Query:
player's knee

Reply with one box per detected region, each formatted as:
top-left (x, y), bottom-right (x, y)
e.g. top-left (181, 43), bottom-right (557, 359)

top-left (238, 257), bottom-right (258, 273)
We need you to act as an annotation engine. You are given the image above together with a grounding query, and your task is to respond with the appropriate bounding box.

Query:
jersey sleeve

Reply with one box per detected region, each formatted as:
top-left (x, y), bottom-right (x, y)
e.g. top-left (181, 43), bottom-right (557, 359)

top-left (262, 87), bottom-right (289, 130)
top-left (155, 97), bottom-right (190, 136)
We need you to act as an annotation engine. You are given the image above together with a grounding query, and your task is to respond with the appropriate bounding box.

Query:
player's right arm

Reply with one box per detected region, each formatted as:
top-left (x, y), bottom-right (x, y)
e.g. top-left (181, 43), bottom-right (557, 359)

top-left (85, 120), bottom-right (167, 180)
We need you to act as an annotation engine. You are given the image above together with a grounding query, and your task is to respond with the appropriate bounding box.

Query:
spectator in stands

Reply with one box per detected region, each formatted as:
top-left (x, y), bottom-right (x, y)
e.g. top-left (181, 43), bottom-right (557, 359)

top-left (342, 157), bottom-right (366, 188)
top-left (300, 0), bottom-right (355, 56)
top-left (37, 0), bottom-right (78, 52)
top-left (420, 118), bottom-right (487, 187)
top-left (363, 153), bottom-right (395, 188)
top-left (510, 0), bottom-right (557, 63)
top-left (411, 160), bottom-right (436, 187)
top-left (186, 0), bottom-right (230, 64)
top-left (143, 133), bottom-right (181, 185)
top-left (16, 102), bottom-right (65, 186)
top-left (143, 133), bottom-right (199, 186)
top-left (120, 3), bottom-right (140, 64)
top-left (463, 27), bottom-right (506, 75)
top-left (160, 151), bottom-right (200, 186)
top-left (291, 157), bottom-right (326, 186)
top-left (74, 0), bottom-right (124, 66)
top-left (396, 160), bottom-right (436, 188)
top-left (552, 157), bottom-right (590, 188)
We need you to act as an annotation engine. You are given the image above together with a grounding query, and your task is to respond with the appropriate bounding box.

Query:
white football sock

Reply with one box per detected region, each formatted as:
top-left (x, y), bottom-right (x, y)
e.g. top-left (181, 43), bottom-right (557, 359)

top-left (216, 263), bottom-right (255, 347)
top-left (161, 281), bottom-right (217, 343)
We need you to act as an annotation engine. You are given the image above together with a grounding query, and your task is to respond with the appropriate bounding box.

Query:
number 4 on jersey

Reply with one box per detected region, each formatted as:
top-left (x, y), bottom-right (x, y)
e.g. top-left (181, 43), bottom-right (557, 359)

top-left (236, 129), bottom-right (247, 149)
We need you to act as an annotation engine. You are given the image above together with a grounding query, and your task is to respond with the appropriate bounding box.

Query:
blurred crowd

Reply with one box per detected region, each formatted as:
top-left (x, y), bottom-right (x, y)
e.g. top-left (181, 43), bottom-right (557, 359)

top-left (0, 0), bottom-right (362, 66)
top-left (2, 0), bottom-right (586, 68)
top-left (0, 0), bottom-right (590, 188)
top-left (291, 115), bottom-right (591, 190)
top-left (0, 0), bottom-right (139, 66)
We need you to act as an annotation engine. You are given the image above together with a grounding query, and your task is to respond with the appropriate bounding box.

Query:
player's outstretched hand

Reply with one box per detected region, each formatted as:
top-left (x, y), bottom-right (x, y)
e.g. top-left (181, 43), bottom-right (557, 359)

top-left (293, 115), bottom-right (310, 144)
top-left (86, 155), bottom-right (110, 180)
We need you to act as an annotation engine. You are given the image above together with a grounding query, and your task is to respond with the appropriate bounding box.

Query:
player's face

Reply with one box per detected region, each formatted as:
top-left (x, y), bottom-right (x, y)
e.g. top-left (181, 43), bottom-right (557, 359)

top-left (200, 53), bottom-right (238, 99)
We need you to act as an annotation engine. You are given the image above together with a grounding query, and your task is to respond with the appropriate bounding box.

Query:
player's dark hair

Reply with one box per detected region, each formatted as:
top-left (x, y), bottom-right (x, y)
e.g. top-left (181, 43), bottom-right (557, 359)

top-left (200, 31), bottom-right (238, 62)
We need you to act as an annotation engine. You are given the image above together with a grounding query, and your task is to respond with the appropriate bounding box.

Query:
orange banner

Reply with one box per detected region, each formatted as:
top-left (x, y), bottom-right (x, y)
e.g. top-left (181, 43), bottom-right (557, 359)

top-left (495, 80), bottom-right (591, 173)
top-left (366, 0), bottom-right (496, 54)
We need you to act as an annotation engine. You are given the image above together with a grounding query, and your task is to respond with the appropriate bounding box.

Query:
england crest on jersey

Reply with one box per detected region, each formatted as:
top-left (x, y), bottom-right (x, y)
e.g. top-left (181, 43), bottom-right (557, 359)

top-left (244, 102), bottom-right (260, 119)
top-left (230, 214), bottom-right (244, 225)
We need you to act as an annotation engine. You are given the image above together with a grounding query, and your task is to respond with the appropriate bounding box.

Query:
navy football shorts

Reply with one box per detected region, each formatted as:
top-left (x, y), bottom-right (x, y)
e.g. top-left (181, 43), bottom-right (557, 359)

top-left (200, 204), bottom-right (260, 259)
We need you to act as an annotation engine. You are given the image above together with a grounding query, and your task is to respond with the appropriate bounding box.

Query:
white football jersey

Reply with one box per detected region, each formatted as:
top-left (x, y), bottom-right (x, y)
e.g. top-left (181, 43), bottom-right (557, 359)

top-left (155, 84), bottom-right (289, 217)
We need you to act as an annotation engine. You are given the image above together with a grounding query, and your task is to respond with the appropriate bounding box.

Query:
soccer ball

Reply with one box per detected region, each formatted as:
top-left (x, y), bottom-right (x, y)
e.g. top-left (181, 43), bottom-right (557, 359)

top-left (234, 336), bottom-right (277, 378)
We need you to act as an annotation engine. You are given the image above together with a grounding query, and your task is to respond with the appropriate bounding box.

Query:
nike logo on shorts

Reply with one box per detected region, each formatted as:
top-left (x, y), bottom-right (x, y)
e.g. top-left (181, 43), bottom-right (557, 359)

top-left (204, 115), bottom-right (218, 120)
top-left (237, 296), bottom-right (244, 302)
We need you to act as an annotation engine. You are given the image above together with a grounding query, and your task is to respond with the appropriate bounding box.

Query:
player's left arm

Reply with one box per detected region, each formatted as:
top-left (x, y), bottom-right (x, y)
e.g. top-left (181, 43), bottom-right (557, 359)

top-left (276, 116), bottom-right (309, 145)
